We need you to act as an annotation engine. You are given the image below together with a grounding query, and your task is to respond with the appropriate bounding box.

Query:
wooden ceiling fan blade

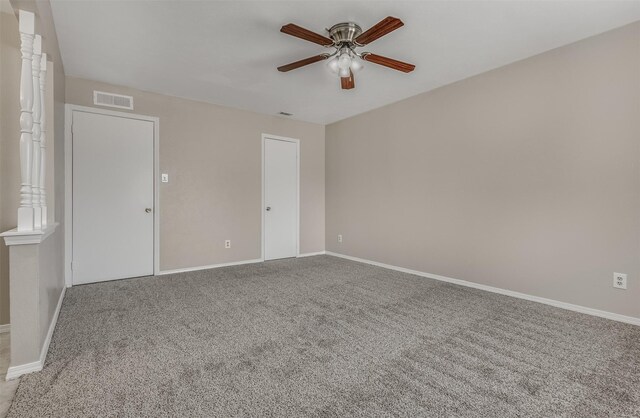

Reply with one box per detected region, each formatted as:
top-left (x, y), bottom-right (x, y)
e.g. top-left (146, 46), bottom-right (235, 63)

top-left (355, 16), bottom-right (404, 45)
top-left (280, 23), bottom-right (334, 46)
top-left (362, 53), bottom-right (415, 73)
top-left (277, 54), bottom-right (329, 72)
top-left (341, 70), bottom-right (355, 89)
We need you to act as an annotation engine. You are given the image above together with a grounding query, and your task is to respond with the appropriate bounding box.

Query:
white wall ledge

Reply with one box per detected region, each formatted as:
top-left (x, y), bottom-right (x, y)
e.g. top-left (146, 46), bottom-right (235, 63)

top-left (1, 222), bottom-right (59, 246)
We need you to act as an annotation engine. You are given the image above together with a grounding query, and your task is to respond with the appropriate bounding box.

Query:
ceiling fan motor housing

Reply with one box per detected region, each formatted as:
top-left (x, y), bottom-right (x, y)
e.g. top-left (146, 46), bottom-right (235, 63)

top-left (328, 22), bottom-right (363, 45)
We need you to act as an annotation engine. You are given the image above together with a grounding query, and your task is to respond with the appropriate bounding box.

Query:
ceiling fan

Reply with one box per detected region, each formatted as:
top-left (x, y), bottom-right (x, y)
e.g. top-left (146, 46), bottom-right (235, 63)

top-left (277, 16), bottom-right (415, 90)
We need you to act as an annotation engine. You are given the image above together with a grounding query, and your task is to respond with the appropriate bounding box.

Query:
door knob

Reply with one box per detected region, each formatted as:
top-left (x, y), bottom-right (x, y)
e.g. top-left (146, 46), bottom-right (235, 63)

top-left (145, 208), bottom-right (152, 213)
top-left (266, 206), bottom-right (271, 211)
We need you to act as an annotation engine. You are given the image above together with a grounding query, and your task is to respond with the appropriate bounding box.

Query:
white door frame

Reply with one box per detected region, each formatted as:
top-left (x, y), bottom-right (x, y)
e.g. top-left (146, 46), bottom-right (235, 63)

top-left (64, 104), bottom-right (160, 287)
top-left (261, 133), bottom-right (300, 260)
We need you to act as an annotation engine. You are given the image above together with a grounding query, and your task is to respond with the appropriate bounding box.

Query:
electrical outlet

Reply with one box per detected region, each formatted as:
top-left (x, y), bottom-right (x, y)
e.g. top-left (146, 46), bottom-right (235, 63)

top-left (613, 272), bottom-right (627, 289)
top-left (337, 234), bottom-right (343, 243)
top-left (225, 240), bottom-right (231, 249)
top-left (161, 173), bottom-right (169, 183)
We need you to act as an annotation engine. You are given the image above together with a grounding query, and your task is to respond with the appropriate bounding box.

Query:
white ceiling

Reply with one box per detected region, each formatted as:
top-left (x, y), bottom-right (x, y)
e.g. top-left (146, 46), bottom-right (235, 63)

top-left (50, 1), bottom-right (640, 124)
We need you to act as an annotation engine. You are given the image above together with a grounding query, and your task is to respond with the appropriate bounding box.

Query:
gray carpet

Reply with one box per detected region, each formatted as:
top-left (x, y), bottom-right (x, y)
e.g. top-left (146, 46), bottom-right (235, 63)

top-left (8, 255), bottom-right (640, 417)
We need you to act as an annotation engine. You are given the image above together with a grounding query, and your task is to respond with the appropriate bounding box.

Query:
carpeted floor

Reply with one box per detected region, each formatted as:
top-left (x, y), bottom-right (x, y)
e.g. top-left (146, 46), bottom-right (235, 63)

top-left (8, 255), bottom-right (640, 417)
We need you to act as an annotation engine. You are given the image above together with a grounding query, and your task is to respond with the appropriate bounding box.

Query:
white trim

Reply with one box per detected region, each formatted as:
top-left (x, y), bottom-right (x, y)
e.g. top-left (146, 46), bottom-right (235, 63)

top-left (153, 116), bottom-right (161, 278)
top-left (0, 324), bottom-right (10, 334)
top-left (6, 287), bottom-right (65, 380)
top-left (261, 134), bottom-right (300, 261)
top-left (159, 252), bottom-right (327, 275)
top-left (157, 258), bottom-right (263, 276)
top-left (297, 251), bottom-right (326, 258)
top-left (1, 222), bottom-right (58, 246)
top-left (64, 104), bottom-right (160, 287)
top-left (5, 361), bottom-right (41, 381)
top-left (64, 106), bottom-right (71, 286)
top-left (39, 286), bottom-right (65, 365)
top-left (325, 251), bottom-right (640, 327)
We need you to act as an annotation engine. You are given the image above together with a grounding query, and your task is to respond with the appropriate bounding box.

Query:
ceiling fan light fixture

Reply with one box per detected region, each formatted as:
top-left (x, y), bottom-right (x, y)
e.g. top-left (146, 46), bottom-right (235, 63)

top-left (277, 17), bottom-right (414, 89)
top-left (338, 52), bottom-right (352, 70)
top-left (350, 58), bottom-right (363, 72)
top-left (327, 57), bottom-right (340, 73)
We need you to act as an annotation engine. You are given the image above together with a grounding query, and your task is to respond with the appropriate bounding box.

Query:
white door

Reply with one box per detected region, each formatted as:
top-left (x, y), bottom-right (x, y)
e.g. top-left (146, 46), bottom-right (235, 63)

top-left (264, 136), bottom-right (299, 260)
top-left (72, 110), bottom-right (154, 284)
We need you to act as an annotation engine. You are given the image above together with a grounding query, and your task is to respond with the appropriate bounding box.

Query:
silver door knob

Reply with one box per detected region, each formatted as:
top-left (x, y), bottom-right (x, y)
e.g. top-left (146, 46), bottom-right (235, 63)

top-left (266, 206), bottom-right (271, 211)
top-left (145, 208), bottom-right (152, 213)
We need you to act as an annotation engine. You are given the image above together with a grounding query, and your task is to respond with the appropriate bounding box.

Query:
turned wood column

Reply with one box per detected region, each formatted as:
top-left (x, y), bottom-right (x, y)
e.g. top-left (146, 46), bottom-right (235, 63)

top-left (17, 10), bottom-right (35, 231)
top-left (39, 53), bottom-right (48, 228)
top-left (31, 35), bottom-right (43, 230)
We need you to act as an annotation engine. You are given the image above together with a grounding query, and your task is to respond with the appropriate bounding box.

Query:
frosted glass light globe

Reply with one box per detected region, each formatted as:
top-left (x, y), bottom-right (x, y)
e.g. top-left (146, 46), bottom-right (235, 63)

top-left (339, 67), bottom-right (351, 78)
top-left (350, 59), bottom-right (363, 72)
top-left (338, 53), bottom-right (352, 70)
top-left (327, 57), bottom-right (339, 73)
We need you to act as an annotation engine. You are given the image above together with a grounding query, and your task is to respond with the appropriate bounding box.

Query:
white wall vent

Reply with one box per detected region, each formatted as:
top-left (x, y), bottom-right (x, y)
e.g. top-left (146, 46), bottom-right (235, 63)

top-left (93, 91), bottom-right (134, 110)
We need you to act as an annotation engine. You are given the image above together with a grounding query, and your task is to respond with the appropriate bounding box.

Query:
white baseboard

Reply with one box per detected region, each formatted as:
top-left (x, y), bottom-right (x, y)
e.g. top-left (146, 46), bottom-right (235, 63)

top-left (297, 251), bottom-right (326, 258)
top-left (40, 287), bottom-right (66, 365)
top-left (0, 324), bottom-right (10, 334)
top-left (326, 251), bottom-right (640, 327)
top-left (5, 360), bottom-right (42, 380)
top-left (6, 287), bottom-right (66, 380)
top-left (157, 258), bottom-right (264, 276)
top-left (158, 252), bottom-right (327, 275)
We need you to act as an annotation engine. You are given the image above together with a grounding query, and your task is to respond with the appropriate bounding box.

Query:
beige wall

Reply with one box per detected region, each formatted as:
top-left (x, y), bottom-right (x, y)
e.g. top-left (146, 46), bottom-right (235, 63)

top-left (326, 22), bottom-right (640, 318)
top-left (65, 77), bottom-right (326, 271)
top-left (1, 1), bottom-right (66, 327)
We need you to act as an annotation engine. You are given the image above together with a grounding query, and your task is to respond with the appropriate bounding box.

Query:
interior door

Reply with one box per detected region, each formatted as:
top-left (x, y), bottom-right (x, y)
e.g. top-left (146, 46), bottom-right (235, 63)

top-left (264, 137), bottom-right (298, 260)
top-left (72, 110), bottom-right (154, 284)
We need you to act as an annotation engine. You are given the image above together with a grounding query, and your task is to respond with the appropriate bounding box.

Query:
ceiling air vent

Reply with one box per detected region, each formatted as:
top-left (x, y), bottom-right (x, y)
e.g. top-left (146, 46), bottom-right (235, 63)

top-left (93, 91), bottom-right (134, 110)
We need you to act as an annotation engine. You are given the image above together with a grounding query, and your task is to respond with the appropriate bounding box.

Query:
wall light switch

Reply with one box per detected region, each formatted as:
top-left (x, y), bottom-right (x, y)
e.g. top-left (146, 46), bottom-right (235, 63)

top-left (161, 173), bottom-right (169, 183)
top-left (613, 272), bottom-right (627, 289)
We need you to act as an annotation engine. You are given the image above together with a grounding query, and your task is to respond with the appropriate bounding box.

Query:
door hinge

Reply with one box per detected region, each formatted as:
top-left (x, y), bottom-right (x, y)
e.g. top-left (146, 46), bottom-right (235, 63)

top-left (71, 261), bottom-right (74, 271)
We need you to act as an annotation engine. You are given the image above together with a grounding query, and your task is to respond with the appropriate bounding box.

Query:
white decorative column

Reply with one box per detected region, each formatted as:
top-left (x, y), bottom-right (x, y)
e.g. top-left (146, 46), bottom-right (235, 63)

top-left (39, 53), bottom-right (48, 228)
top-left (31, 35), bottom-right (43, 230)
top-left (17, 10), bottom-right (35, 231)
